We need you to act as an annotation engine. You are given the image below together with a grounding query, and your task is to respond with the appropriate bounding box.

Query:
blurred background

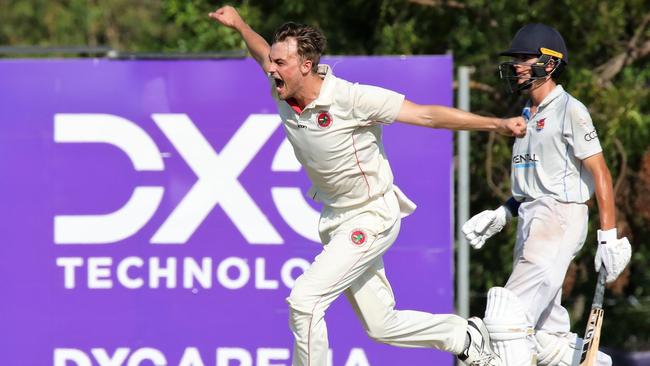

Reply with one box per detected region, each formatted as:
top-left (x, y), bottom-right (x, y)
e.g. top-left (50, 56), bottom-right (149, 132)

top-left (2, 0), bottom-right (648, 364)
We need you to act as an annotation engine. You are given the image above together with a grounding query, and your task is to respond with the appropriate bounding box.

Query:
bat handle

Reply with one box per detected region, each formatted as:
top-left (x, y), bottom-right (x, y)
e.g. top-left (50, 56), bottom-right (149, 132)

top-left (592, 269), bottom-right (607, 308)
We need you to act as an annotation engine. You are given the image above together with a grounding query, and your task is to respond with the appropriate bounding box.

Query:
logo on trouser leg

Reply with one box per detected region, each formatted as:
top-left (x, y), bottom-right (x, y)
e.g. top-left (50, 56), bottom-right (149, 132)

top-left (350, 230), bottom-right (367, 246)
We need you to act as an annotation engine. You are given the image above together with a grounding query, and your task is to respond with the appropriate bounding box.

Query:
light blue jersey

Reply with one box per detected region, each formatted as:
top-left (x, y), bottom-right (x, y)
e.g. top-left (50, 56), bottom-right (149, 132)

top-left (511, 85), bottom-right (602, 203)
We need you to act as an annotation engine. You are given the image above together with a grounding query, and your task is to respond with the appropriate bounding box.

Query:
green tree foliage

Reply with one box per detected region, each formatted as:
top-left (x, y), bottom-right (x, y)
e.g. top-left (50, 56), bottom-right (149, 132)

top-left (1, 0), bottom-right (648, 351)
top-left (0, 0), bottom-right (166, 50)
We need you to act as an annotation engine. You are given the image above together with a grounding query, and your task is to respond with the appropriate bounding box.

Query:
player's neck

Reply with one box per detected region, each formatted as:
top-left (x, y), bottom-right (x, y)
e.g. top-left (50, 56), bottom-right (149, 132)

top-left (529, 79), bottom-right (557, 108)
top-left (293, 73), bottom-right (324, 109)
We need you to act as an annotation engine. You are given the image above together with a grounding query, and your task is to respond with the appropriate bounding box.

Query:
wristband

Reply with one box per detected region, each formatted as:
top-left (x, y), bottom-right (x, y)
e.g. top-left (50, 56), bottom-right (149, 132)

top-left (504, 197), bottom-right (521, 217)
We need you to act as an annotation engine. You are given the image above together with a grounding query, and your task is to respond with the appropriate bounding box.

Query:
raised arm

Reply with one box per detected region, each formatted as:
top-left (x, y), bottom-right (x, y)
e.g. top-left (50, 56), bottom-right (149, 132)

top-left (209, 6), bottom-right (270, 72)
top-left (396, 99), bottom-right (526, 137)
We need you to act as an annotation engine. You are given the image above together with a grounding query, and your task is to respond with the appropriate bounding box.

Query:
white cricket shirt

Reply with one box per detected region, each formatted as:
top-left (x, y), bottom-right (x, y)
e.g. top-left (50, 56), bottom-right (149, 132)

top-left (272, 64), bottom-right (414, 212)
top-left (511, 85), bottom-right (603, 203)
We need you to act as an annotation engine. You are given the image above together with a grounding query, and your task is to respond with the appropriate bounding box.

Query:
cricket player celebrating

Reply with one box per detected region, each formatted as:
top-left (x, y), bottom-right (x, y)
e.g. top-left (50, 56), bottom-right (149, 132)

top-left (462, 24), bottom-right (632, 365)
top-left (210, 5), bottom-right (526, 366)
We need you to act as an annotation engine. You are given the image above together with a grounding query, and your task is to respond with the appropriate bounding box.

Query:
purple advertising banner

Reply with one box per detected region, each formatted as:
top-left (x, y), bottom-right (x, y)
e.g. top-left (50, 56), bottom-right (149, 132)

top-left (0, 56), bottom-right (453, 366)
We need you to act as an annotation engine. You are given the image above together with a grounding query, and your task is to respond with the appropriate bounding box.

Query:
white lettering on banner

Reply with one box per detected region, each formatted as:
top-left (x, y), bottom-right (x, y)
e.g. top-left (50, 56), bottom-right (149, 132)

top-left (54, 348), bottom-right (91, 366)
top-left (56, 256), bottom-right (310, 290)
top-left (345, 348), bottom-right (370, 366)
top-left (257, 348), bottom-right (290, 366)
top-left (88, 257), bottom-right (113, 289)
top-left (117, 257), bottom-right (145, 289)
top-left (151, 114), bottom-right (283, 245)
top-left (54, 187), bottom-right (165, 245)
top-left (127, 348), bottom-right (166, 366)
top-left (183, 258), bottom-right (212, 289)
top-left (150, 257), bottom-right (178, 289)
top-left (91, 348), bottom-right (130, 366)
top-left (54, 114), bottom-right (164, 244)
top-left (217, 347), bottom-right (252, 366)
top-left (53, 113), bottom-right (320, 245)
top-left (255, 258), bottom-right (279, 290)
top-left (270, 138), bottom-right (320, 242)
top-left (53, 347), bottom-right (370, 366)
top-left (56, 257), bottom-right (83, 289)
top-left (217, 257), bottom-right (250, 289)
top-left (179, 347), bottom-right (205, 366)
top-left (281, 258), bottom-right (310, 289)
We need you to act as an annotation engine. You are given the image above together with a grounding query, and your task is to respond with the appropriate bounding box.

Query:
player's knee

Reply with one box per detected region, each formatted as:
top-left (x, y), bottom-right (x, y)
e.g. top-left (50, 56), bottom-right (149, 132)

top-left (287, 290), bottom-right (324, 338)
top-left (362, 313), bottom-right (401, 343)
top-left (287, 282), bottom-right (316, 314)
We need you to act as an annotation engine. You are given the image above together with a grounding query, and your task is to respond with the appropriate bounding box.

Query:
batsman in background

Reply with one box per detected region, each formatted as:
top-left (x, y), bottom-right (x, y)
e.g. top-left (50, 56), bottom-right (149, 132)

top-left (462, 24), bottom-right (632, 366)
top-left (209, 5), bottom-right (527, 366)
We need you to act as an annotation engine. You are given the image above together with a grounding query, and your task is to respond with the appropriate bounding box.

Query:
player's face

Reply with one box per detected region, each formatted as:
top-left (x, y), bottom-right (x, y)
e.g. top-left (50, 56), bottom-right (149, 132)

top-left (511, 55), bottom-right (538, 84)
top-left (268, 39), bottom-right (308, 100)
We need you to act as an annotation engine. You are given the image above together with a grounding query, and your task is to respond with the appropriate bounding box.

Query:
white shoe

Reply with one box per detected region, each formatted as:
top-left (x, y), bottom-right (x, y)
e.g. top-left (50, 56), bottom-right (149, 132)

top-left (458, 317), bottom-right (501, 366)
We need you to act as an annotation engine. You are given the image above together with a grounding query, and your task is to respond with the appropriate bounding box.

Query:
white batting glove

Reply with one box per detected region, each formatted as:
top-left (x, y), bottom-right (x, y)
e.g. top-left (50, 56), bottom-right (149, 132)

top-left (462, 206), bottom-right (511, 249)
top-left (595, 228), bottom-right (632, 283)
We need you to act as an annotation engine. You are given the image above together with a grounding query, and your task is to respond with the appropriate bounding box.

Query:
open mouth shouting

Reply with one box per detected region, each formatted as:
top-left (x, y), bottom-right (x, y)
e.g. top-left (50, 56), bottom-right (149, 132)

top-left (272, 75), bottom-right (286, 96)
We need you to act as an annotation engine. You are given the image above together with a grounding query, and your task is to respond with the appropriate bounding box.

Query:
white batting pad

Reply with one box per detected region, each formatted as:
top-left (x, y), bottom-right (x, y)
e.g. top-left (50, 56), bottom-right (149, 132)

top-left (484, 287), bottom-right (536, 366)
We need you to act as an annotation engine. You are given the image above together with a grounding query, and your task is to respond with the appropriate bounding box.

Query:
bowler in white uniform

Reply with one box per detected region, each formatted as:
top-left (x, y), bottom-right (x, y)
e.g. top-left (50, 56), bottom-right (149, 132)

top-left (462, 23), bottom-right (632, 366)
top-left (209, 6), bottom-right (527, 366)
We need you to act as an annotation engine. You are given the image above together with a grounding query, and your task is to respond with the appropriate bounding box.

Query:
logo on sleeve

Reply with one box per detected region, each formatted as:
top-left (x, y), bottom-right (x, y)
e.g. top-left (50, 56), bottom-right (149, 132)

top-left (350, 229), bottom-right (367, 246)
top-left (317, 111), bottom-right (333, 129)
top-left (535, 118), bottom-right (545, 131)
top-left (584, 130), bottom-right (598, 142)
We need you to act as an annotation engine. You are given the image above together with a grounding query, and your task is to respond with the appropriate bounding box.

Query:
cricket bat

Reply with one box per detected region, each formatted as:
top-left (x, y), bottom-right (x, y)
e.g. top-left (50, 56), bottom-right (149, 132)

top-left (579, 269), bottom-right (607, 366)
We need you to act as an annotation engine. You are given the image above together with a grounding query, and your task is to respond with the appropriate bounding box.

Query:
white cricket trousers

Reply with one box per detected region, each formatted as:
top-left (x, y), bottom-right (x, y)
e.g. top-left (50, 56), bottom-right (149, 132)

top-left (505, 197), bottom-right (589, 333)
top-left (287, 190), bottom-right (467, 366)
top-left (506, 196), bottom-right (587, 334)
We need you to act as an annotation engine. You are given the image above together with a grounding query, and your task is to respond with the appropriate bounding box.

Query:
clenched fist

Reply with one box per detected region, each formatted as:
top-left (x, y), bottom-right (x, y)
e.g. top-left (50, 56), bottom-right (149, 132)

top-left (209, 6), bottom-right (244, 30)
top-left (499, 116), bottom-right (527, 138)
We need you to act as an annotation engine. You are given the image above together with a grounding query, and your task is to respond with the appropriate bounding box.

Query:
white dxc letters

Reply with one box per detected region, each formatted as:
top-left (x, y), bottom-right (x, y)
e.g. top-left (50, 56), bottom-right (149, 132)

top-left (54, 113), bottom-right (320, 245)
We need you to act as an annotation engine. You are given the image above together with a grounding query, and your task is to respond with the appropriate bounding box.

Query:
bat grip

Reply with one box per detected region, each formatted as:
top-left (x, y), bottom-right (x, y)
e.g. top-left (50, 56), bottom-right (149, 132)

top-left (592, 269), bottom-right (607, 308)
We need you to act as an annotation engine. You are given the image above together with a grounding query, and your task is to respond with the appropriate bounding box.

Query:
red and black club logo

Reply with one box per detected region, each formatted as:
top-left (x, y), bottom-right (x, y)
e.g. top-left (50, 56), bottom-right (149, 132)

top-left (350, 229), bottom-right (367, 246)
top-left (317, 111), bottom-right (333, 129)
top-left (536, 118), bottom-right (546, 131)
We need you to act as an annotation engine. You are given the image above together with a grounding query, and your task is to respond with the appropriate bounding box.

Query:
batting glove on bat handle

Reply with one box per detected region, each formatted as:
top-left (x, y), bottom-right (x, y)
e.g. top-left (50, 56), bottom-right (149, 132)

top-left (595, 228), bottom-right (632, 283)
top-left (461, 206), bottom-right (511, 250)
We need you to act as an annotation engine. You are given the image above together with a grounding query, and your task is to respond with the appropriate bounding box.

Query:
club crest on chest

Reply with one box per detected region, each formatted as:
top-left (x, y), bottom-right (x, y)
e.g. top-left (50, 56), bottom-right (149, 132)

top-left (317, 111), bottom-right (333, 129)
top-left (535, 118), bottom-right (546, 131)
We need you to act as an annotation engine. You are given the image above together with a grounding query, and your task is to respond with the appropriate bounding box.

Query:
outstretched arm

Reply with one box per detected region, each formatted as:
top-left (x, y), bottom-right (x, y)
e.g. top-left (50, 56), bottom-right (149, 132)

top-left (209, 6), bottom-right (270, 72)
top-left (396, 99), bottom-right (526, 137)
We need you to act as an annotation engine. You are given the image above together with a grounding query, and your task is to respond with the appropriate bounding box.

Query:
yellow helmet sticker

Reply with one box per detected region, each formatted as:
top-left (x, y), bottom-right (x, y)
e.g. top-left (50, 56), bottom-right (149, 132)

top-left (540, 47), bottom-right (563, 59)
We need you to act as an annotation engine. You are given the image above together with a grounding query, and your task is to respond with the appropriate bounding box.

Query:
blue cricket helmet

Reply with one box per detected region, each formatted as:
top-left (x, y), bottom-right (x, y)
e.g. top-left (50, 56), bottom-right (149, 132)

top-left (498, 23), bottom-right (568, 94)
top-left (500, 23), bottom-right (568, 64)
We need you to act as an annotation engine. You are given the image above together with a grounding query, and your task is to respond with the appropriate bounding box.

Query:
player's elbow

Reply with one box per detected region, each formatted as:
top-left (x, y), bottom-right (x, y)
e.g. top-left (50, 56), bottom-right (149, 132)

top-left (366, 328), bottom-right (392, 343)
